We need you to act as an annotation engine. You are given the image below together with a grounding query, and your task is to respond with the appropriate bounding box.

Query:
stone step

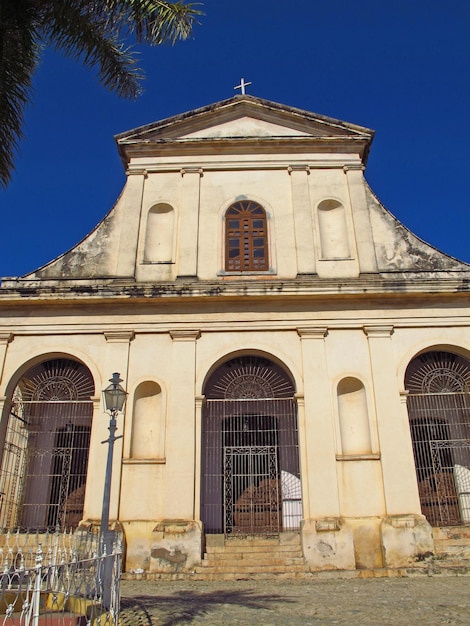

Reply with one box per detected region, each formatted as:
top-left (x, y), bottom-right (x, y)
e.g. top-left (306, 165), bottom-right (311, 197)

top-left (194, 563), bottom-right (310, 574)
top-left (432, 526), bottom-right (470, 541)
top-left (206, 543), bottom-right (302, 554)
top-left (206, 545), bottom-right (302, 557)
top-left (201, 556), bottom-right (306, 567)
top-left (431, 525), bottom-right (470, 563)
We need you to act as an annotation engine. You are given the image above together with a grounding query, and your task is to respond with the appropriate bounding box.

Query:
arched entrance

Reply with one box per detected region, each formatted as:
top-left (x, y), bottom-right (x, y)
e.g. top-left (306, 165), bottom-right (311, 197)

top-left (405, 350), bottom-right (470, 526)
top-left (201, 355), bottom-right (301, 536)
top-left (0, 358), bottom-right (94, 530)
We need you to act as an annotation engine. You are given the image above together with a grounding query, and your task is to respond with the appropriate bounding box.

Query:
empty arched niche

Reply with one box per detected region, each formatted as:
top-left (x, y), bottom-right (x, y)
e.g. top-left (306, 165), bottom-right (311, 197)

top-left (144, 203), bottom-right (175, 263)
top-left (337, 377), bottom-right (372, 455)
top-left (317, 199), bottom-right (350, 259)
top-left (131, 381), bottom-right (164, 459)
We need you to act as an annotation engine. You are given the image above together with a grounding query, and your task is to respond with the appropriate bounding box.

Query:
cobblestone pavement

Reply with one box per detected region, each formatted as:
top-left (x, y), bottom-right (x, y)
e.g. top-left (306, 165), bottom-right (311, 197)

top-left (121, 575), bottom-right (470, 625)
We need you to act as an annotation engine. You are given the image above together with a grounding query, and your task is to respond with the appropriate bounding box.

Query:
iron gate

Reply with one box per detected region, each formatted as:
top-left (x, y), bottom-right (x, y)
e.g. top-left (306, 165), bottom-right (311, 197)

top-left (224, 445), bottom-right (281, 534)
top-left (408, 392), bottom-right (470, 526)
top-left (201, 398), bottom-right (301, 536)
top-left (0, 359), bottom-right (94, 531)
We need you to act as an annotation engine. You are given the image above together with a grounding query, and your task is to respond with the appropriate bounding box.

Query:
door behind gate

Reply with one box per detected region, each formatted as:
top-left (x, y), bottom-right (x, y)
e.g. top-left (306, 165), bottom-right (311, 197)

top-left (224, 443), bottom-right (281, 535)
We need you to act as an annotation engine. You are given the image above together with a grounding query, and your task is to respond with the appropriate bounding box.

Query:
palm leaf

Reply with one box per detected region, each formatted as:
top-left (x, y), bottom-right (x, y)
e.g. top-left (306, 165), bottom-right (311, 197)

top-left (0, 0), bottom-right (42, 187)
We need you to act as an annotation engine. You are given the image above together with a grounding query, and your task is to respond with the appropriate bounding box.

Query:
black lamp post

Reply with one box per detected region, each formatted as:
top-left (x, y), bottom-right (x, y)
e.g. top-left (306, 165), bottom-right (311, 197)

top-left (100, 372), bottom-right (127, 608)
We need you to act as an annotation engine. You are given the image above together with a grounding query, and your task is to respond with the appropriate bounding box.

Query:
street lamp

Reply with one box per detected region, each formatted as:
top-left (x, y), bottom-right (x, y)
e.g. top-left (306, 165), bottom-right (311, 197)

top-left (100, 372), bottom-right (127, 609)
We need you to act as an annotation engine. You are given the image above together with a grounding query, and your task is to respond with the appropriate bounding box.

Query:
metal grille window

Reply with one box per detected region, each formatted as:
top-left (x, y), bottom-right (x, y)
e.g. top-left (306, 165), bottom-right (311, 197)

top-left (225, 201), bottom-right (268, 272)
top-left (0, 359), bottom-right (94, 531)
top-left (406, 351), bottom-right (470, 526)
top-left (201, 356), bottom-right (301, 536)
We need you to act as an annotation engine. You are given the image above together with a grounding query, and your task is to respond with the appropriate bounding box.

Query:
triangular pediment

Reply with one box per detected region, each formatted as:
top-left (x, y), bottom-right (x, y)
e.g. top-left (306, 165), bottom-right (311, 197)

top-left (116, 95), bottom-right (374, 145)
top-left (180, 116), bottom-right (313, 139)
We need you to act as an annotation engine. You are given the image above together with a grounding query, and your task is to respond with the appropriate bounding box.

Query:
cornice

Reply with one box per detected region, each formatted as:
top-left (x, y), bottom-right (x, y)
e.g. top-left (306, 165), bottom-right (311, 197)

top-left (1, 275), bottom-right (470, 304)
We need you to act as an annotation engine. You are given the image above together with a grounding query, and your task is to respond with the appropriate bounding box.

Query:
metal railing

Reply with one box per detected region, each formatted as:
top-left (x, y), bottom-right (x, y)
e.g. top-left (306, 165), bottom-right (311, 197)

top-left (0, 528), bottom-right (121, 625)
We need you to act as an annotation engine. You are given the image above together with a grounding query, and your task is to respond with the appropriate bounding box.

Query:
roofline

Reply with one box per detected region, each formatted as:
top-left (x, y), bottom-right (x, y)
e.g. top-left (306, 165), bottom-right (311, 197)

top-left (115, 95), bottom-right (375, 143)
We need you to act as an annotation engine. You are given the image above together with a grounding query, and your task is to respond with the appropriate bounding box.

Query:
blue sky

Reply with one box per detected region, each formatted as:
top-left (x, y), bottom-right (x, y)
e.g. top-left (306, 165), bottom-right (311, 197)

top-left (1, 0), bottom-right (469, 277)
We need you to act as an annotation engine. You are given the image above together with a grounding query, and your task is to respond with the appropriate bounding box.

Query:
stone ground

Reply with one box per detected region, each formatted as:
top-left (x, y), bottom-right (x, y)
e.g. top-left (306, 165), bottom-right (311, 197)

top-left (121, 575), bottom-right (470, 625)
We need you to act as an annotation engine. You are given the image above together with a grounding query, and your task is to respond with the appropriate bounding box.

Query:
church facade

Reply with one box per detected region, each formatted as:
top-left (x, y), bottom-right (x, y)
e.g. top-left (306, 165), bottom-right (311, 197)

top-left (1, 95), bottom-right (470, 573)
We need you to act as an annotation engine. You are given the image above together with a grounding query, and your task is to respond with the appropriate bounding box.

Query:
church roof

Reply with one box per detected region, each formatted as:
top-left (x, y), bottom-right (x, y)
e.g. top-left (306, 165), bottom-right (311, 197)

top-left (115, 95), bottom-right (375, 167)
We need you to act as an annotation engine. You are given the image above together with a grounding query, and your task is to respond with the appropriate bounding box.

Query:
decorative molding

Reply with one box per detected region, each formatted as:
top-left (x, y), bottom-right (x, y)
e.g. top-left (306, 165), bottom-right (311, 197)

top-left (91, 396), bottom-right (101, 409)
top-left (180, 167), bottom-right (203, 177)
top-left (388, 515), bottom-right (416, 529)
top-left (169, 330), bottom-right (201, 341)
top-left (315, 518), bottom-right (341, 532)
top-left (336, 453), bottom-right (381, 461)
top-left (288, 165), bottom-right (310, 174)
top-left (104, 330), bottom-right (135, 343)
top-left (297, 327), bottom-right (328, 339)
top-left (0, 333), bottom-right (13, 345)
top-left (294, 393), bottom-right (305, 408)
top-left (126, 168), bottom-right (148, 178)
top-left (399, 390), bottom-right (410, 404)
top-left (122, 458), bottom-right (166, 465)
top-left (343, 164), bottom-right (365, 172)
top-left (363, 325), bottom-right (394, 338)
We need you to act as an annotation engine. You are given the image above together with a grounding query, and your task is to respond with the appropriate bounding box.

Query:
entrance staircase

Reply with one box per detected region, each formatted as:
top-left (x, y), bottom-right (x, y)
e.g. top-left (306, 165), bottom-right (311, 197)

top-left (432, 526), bottom-right (470, 570)
top-left (193, 533), bottom-right (309, 580)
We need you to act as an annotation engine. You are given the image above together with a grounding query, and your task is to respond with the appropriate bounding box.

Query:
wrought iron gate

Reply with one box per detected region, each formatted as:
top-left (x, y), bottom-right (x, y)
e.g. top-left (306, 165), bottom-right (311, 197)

top-left (406, 349), bottom-right (470, 527)
top-left (224, 444), bottom-right (281, 534)
top-left (201, 398), bottom-right (301, 536)
top-left (0, 359), bottom-right (94, 531)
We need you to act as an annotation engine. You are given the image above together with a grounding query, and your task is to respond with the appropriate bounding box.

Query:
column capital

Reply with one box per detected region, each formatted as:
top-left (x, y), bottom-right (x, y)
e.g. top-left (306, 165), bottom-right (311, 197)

top-left (170, 329), bottom-right (201, 341)
top-left (104, 330), bottom-right (135, 343)
top-left (288, 165), bottom-right (310, 175)
top-left (0, 333), bottom-right (13, 345)
top-left (297, 327), bottom-right (328, 339)
top-left (363, 325), bottom-right (394, 338)
top-left (343, 164), bottom-right (365, 172)
top-left (126, 168), bottom-right (148, 178)
top-left (180, 167), bottom-right (203, 177)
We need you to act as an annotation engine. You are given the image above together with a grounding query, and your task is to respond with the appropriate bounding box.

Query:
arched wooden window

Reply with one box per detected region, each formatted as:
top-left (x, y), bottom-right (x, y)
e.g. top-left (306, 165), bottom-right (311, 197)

top-left (405, 350), bottom-right (470, 526)
top-left (225, 201), bottom-right (268, 271)
top-left (0, 358), bottom-right (94, 531)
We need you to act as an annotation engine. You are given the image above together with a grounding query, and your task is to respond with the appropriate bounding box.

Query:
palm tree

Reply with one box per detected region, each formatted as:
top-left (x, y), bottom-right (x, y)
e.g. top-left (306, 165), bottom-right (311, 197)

top-left (0, 0), bottom-right (201, 188)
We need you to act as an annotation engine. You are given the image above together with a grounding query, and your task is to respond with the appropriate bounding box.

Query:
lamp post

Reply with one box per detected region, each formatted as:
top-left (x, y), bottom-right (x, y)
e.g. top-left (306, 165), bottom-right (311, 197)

top-left (100, 372), bottom-right (127, 609)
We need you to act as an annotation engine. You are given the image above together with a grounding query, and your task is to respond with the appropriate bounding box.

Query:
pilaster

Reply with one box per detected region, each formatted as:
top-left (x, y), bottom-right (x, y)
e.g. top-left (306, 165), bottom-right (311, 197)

top-left (115, 170), bottom-right (147, 277)
top-left (164, 330), bottom-right (201, 518)
top-left (344, 166), bottom-right (377, 273)
top-left (364, 325), bottom-right (420, 514)
top-left (297, 327), bottom-right (339, 518)
top-left (0, 333), bottom-right (13, 387)
top-left (86, 331), bottom-right (135, 523)
top-left (178, 168), bottom-right (203, 277)
top-left (288, 165), bottom-right (315, 274)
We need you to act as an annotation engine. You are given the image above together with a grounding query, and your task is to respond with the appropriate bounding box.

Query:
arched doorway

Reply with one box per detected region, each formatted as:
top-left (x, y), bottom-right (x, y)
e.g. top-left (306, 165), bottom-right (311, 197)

top-left (201, 355), bottom-right (301, 536)
top-left (0, 358), bottom-right (94, 530)
top-left (405, 350), bottom-right (470, 526)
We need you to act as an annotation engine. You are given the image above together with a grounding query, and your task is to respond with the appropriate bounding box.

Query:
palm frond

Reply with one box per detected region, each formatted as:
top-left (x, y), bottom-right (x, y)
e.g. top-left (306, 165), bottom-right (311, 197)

top-left (0, 0), bottom-right (42, 187)
top-left (0, 0), bottom-right (202, 187)
top-left (105, 0), bottom-right (203, 45)
top-left (40, 1), bottom-right (144, 99)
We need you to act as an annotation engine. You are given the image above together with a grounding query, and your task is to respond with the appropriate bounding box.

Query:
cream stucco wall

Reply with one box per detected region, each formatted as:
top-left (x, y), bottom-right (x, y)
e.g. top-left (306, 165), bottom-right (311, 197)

top-left (1, 96), bottom-right (469, 573)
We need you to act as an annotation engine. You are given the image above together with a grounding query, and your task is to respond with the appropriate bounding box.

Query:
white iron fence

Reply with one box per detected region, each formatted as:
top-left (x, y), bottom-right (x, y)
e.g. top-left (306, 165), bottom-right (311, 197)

top-left (0, 528), bottom-right (121, 625)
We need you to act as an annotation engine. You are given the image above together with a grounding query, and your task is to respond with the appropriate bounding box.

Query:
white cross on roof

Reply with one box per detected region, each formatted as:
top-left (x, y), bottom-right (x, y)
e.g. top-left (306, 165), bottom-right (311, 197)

top-left (234, 78), bottom-right (252, 95)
